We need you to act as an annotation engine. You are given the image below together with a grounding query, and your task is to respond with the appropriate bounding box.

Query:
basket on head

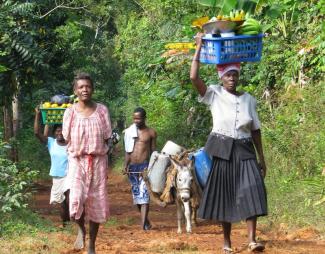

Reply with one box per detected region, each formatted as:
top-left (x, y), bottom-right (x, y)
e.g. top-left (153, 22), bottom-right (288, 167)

top-left (200, 34), bottom-right (263, 64)
top-left (40, 108), bottom-right (66, 125)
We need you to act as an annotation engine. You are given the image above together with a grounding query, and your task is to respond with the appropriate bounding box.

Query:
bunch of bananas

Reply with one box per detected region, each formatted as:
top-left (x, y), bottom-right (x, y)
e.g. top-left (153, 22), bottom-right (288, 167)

top-left (236, 18), bottom-right (262, 35)
top-left (215, 9), bottom-right (245, 21)
top-left (230, 9), bottom-right (245, 21)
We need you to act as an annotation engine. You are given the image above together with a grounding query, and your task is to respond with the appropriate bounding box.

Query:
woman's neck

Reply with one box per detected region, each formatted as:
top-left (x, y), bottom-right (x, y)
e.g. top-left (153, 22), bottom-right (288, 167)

top-left (56, 139), bottom-right (66, 146)
top-left (224, 87), bottom-right (239, 96)
top-left (78, 100), bottom-right (94, 108)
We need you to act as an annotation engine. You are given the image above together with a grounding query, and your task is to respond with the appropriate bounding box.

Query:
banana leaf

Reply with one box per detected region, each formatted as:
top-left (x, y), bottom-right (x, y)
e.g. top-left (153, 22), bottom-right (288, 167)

top-left (197, 0), bottom-right (236, 15)
top-left (222, 0), bottom-right (237, 14)
top-left (197, 0), bottom-right (220, 7)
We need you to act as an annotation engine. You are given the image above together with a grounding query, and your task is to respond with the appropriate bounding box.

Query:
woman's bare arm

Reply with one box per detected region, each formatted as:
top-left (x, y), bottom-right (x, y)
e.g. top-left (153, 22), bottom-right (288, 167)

top-left (251, 129), bottom-right (267, 178)
top-left (34, 107), bottom-right (48, 144)
top-left (190, 33), bottom-right (207, 97)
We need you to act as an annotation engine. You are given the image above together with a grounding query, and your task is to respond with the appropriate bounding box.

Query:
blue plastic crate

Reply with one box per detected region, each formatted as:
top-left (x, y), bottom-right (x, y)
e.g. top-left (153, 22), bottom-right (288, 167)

top-left (200, 34), bottom-right (263, 64)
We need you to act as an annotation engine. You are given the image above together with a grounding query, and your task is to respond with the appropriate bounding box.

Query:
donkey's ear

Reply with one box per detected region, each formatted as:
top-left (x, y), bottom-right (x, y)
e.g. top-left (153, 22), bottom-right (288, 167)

top-left (170, 156), bottom-right (180, 168)
top-left (189, 159), bottom-right (194, 168)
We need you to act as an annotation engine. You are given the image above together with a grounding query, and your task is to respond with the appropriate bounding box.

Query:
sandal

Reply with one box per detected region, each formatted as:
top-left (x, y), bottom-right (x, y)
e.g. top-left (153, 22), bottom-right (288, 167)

top-left (248, 242), bottom-right (265, 252)
top-left (223, 247), bottom-right (234, 253)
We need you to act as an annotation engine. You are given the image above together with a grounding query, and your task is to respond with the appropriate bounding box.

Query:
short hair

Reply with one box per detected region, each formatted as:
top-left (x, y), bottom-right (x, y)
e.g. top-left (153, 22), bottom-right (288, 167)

top-left (72, 72), bottom-right (94, 88)
top-left (53, 124), bottom-right (62, 133)
top-left (134, 107), bottom-right (146, 118)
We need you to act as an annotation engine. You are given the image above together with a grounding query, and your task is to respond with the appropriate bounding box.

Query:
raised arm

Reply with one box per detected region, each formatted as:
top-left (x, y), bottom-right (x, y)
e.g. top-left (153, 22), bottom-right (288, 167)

top-left (251, 129), bottom-right (267, 178)
top-left (190, 32), bottom-right (207, 97)
top-left (34, 107), bottom-right (48, 144)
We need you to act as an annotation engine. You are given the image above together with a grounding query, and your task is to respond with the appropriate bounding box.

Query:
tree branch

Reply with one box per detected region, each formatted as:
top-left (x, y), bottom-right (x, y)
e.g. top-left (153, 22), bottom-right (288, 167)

top-left (39, 2), bottom-right (88, 19)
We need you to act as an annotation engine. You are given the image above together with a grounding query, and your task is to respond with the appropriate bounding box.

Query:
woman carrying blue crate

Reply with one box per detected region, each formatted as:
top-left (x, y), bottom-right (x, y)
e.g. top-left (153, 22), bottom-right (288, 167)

top-left (34, 107), bottom-right (70, 227)
top-left (190, 32), bottom-right (267, 253)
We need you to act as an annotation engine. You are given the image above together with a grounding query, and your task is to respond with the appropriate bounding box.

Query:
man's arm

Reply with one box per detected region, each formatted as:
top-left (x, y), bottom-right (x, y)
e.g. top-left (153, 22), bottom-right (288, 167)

top-left (251, 129), bottom-right (267, 178)
top-left (150, 129), bottom-right (157, 155)
top-left (123, 152), bottom-right (131, 174)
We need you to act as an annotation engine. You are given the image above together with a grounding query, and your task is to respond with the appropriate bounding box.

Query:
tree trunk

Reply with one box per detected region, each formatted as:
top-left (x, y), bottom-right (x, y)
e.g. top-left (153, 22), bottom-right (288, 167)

top-left (3, 104), bottom-right (13, 142)
top-left (12, 95), bottom-right (19, 136)
top-left (11, 92), bottom-right (19, 162)
top-left (9, 73), bottom-right (19, 162)
top-left (2, 73), bottom-right (20, 162)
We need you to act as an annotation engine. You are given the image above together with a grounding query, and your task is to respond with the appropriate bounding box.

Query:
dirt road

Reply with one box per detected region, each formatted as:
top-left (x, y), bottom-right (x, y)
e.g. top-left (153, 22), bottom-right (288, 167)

top-left (31, 170), bottom-right (325, 254)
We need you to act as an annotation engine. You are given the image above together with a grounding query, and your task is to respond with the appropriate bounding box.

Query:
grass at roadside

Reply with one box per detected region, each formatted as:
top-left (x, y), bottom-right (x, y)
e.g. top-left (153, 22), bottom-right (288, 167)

top-left (262, 172), bottom-right (325, 235)
top-left (0, 209), bottom-right (72, 254)
top-left (258, 83), bottom-right (325, 235)
top-left (104, 216), bottom-right (136, 228)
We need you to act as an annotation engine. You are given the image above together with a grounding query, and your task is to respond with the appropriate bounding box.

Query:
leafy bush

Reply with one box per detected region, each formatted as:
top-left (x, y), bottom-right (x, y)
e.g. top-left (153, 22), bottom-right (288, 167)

top-left (17, 127), bottom-right (50, 179)
top-left (0, 208), bottom-right (54, 237)
top-left (0, 158), bottom-right (38, 214)
top-left (262, 82), bottom-right (325, 177)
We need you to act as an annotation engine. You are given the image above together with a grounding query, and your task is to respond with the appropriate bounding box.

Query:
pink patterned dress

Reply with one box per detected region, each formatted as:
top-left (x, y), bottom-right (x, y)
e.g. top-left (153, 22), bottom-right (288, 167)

top-left (62, 103), bottom-right (111, 223)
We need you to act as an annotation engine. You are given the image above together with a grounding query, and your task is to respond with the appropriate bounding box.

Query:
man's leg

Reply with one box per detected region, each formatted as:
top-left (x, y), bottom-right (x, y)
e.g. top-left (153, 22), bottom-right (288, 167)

top-left (88, 220), bottom-right (99, 254)
top-left (141, 204), bottom-right (151, 230)
top-left (136, 204), bottom-right (150, 229)
top-left (74, 212), bottom-right (86, 250)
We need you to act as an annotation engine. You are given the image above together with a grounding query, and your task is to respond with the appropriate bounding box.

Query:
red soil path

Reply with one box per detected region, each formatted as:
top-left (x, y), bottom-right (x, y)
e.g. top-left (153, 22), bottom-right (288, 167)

top-left (31, 170), bottom-right (325, 254)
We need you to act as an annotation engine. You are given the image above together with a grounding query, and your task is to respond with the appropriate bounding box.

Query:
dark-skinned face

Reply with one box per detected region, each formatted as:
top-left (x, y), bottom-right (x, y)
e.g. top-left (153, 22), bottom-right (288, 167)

top-left (133, 112), bottom-right (146, 128)
top-left (54, 127), bottom-right (65, 142)
top-left (221, 70), bottom-right (239, 93)
top-left (74, 79), bottom-right (93, 102)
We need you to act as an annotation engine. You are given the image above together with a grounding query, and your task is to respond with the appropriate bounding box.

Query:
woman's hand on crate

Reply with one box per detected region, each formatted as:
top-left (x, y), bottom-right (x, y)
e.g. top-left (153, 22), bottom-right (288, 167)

top-left (194, 32), bottom-right (204, 48)
top-left (35, 105), bottom-right (41, 114)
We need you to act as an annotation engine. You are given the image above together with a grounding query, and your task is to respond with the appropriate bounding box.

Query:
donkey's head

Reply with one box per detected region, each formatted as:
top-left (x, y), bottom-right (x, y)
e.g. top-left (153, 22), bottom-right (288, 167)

top-left (171, 157), bottom-right (194, 202)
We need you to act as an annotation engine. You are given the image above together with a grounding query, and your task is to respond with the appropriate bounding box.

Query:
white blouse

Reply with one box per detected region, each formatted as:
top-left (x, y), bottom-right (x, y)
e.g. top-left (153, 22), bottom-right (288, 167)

top-left (199, 85), bottom-right (260, 139)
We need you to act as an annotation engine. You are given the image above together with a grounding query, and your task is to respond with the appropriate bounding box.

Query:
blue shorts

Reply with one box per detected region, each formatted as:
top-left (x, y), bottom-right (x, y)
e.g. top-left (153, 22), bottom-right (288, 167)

top-left (128, 162), bottom-right (150, 205)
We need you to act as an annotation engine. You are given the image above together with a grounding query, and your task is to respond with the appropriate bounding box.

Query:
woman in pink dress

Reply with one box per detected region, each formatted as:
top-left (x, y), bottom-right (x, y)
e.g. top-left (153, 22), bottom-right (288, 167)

top-left (62, 72), bottom-right (111, 254)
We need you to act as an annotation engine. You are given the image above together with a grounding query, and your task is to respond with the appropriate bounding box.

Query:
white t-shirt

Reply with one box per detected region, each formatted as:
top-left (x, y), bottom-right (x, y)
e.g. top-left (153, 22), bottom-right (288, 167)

top-left (198, 85), bottom-right (260, 139)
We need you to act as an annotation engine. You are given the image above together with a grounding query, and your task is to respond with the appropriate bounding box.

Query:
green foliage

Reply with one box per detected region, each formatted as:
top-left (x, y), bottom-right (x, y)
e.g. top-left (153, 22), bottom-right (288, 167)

top-left (17, 128), bottom-right (50, 179)
top-left (0, 157), bottom-right (38, 214)
top-left (262, 82), bottom-right (325, 231)
top-left (262, 83), bottom-right (325, 177)
top-left (266, 174), bottom-right (325, 232)
top-left (0, 208), bottom-right (54, 237)
top-left (0, 0), bottom-right (47, 106)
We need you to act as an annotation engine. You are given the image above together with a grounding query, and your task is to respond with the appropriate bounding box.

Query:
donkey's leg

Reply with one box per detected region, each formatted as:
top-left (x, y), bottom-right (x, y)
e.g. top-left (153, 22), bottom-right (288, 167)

top-left (176, 199), bottom-right (183, 234)
top-left (191, 205), bottom-right (198, 227)
top-left (183, 201), bottom-right (192, 233)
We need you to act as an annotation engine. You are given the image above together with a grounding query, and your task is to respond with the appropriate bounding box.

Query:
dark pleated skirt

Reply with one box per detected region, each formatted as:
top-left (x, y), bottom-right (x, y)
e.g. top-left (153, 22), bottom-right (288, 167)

top-left (198, 140), bottom-right (268, 223)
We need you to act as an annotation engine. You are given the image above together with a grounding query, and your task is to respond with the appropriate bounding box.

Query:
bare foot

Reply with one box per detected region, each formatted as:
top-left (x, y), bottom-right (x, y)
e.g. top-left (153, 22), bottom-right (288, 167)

top-left (143, 220), bottom-right (152, 231)
top-left (87, 248), bottom-right (96, 254)
top-left (74, 228), bottom-right (85, 250)
top-left (88, 246), bottom-right (96, 254)
top-left (88, 240), bottom-right (96, 254)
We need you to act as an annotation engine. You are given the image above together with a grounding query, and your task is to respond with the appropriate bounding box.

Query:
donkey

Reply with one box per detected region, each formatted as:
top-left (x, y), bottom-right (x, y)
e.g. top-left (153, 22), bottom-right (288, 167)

top-left (170, 156), bottom-right (201, 234)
